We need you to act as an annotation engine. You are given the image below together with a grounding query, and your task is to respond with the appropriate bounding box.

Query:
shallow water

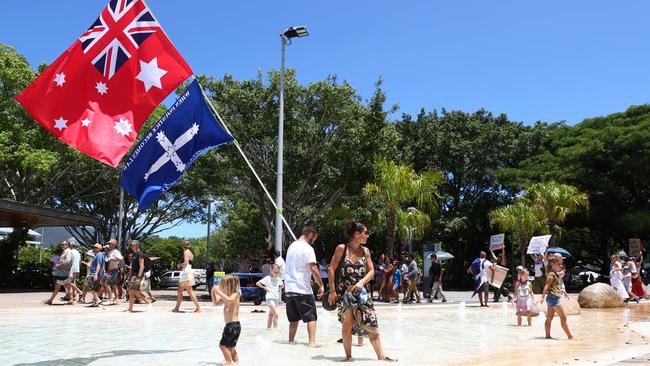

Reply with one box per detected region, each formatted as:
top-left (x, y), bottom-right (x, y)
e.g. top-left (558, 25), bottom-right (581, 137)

top-left (0, 302), bottom-right (648, 365)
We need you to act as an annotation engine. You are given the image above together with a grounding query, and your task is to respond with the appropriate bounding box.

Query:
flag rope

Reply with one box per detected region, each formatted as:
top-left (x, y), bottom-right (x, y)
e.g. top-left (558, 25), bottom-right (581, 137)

top-left (195, 79), bottom-right (297, 242)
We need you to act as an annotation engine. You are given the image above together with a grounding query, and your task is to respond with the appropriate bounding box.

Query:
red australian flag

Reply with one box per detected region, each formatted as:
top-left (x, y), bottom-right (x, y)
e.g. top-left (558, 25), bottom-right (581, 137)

top-left (16, 0), bottom-right (193, 167)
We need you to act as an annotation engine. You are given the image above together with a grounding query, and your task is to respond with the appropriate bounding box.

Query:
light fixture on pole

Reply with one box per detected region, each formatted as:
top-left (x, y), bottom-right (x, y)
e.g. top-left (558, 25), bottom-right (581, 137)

top-left (406, 207), bottom-right (418, 255)
top-left (274, 26), bottom-right (309, 257)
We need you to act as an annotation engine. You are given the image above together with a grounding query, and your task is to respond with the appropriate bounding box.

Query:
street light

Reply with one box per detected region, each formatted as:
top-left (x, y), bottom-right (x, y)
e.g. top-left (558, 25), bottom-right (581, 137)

top-left (275, 26), bottom-right (309, 257)
top-left (406, 207), bottom-right (418, 255)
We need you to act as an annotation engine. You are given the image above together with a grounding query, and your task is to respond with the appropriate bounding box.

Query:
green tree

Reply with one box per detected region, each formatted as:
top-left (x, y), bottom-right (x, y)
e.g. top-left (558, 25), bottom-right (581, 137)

top-left (200, 71), bottom-right (396, 250)
top-left (396, 109), bottom-right (553, 280)
top-left (363, 159), bottom-right (442, 257)
top-left (521, 182), bottom-right (589, 247)
top-left (489, 202), bottom-right (545, 265)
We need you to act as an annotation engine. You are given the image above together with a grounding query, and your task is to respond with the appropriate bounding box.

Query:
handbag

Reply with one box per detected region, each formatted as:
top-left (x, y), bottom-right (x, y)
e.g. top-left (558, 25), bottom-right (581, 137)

top-left (52, 268), bottom-right (70, 281)
top-left (333, 244), bottom-right (347, 289)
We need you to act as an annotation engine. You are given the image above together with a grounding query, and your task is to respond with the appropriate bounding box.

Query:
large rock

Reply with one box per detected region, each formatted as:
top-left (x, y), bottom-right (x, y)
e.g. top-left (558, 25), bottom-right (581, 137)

top-left (578, 283), bottom-right (625, 308)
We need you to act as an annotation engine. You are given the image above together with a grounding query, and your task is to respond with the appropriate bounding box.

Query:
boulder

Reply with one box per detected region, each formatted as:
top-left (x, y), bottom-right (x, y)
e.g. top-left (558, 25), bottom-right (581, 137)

top-left (578, 283), bottom-right (625, 308)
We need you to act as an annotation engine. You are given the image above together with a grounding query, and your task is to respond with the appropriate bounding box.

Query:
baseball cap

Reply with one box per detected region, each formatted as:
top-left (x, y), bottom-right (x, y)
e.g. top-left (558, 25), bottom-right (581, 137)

top-left (92, 243), bottom-right (102, 249)
top-left (108, 239), bottom-right (118, 245)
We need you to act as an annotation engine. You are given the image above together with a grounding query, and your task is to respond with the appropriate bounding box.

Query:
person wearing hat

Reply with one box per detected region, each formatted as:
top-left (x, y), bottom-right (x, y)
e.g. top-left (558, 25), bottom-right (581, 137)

top-left (104, 239), bottom-right (124, 305)
top-left (126, 240), bottom-right (151, 312)
top-left (87, 243), bottom-right (106, 307)
top-left (43, 241), bottom-right (74, 305)
top-left (66, 241), bottom-right (83, 302)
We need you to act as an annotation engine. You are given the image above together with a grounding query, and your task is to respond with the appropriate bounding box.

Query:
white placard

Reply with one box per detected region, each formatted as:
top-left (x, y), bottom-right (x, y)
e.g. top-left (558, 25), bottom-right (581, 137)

top-left (527, 235), bottom-right (552, 254)
top-left (490, 234), bottom-right (505, 250)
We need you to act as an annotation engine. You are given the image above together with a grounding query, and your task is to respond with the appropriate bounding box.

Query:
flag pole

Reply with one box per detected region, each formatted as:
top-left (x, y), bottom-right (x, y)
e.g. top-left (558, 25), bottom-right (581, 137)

top-left (117, 187), bottom-right (125, 250)
top-left (195, 80), bottom-right (297, 242)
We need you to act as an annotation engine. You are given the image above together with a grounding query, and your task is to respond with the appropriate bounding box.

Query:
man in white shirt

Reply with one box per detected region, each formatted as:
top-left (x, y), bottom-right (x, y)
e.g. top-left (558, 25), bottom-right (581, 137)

top-left (284, 226), bottom-right (324, 347)
top-left (478, 251), bottom-right (495, 307)
top-left (68, 241), bottom-right (82, 301)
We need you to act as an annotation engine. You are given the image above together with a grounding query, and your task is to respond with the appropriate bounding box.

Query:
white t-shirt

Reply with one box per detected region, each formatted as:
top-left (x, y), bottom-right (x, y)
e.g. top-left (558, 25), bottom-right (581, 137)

top-left (70, 249), bottom-right (81, 273)
top-left (284, 240), bottom-right (317, 295)
top-left (106, 248), bottom-right (124, 270)
top-left (480, 259), bottom-right (493, 284)
top-left (259, 275), bottom-right (283, 300)
top-left (534, 260), bottom-right (546, 278)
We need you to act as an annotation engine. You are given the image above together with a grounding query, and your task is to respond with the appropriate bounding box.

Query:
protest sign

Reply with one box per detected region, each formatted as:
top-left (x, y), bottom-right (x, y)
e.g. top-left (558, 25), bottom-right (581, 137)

top-left (527, 235), bottom-right (552, 254)
top-left (490, 234), bottom-right (505, 250)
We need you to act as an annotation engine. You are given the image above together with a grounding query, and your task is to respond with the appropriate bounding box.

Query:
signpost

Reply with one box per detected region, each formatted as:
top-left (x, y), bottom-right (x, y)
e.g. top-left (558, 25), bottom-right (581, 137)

top-left (527, 235), bottom-right (552, 254)
top-left (490, 234), bottom-right (505, 250)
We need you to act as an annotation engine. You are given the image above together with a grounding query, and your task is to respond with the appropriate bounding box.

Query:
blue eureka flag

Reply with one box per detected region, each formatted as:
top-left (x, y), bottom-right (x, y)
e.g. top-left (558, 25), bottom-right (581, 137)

top-left (121, 79), bottom-right (233, 211)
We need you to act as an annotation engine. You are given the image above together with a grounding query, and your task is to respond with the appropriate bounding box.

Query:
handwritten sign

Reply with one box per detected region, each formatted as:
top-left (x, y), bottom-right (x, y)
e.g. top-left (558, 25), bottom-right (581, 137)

top-left (527, 235), bottom-right (552, 254)
top-left (490, 234), bottom-right (505, 250)
top-left (489, 265), bottom-right (509, 288)
top-left (629, 239), bottom-right (642, 258)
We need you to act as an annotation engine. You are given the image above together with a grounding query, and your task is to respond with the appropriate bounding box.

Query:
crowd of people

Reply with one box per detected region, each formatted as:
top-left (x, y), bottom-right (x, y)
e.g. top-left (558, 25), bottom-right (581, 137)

top-left (41, 225), bottom-right (649, 363)
top-left (45, 239), bottom-right (156, 312)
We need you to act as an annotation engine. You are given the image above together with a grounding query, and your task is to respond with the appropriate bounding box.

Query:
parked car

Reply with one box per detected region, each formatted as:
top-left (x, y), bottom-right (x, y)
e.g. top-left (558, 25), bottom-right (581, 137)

top-left (161, 269), bottom-right (204, 288)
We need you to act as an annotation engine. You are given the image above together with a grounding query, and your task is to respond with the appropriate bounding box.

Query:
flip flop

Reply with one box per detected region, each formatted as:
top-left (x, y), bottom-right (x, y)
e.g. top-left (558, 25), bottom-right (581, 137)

top-left (381, 356), bottom-right (397, 362)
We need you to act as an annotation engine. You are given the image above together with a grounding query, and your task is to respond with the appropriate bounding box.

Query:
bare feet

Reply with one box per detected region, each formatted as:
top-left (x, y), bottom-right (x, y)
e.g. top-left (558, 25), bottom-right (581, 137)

top-left (171, 308), bottom-right (182, 313)
top-left (380, 356), bottom-right (398, 362)
top-left (193, 308), bottom-right (201, 313)
top-left (42, 300), bottom-right (52, 305)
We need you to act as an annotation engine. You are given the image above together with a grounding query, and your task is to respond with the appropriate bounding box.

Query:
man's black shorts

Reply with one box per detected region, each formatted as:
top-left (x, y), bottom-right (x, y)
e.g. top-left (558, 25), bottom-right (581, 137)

top-left (285, 292), bottom-right (317, 323)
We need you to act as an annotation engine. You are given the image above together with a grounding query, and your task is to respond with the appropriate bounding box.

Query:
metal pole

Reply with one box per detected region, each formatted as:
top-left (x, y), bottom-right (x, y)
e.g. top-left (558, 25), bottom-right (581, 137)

top-left (117, 187), bottom-right (124, 250)
top-left (274, 35), bottom-right (286, 256)
top-left (39, 227), bottom-right (44, 263)
top-left (207, 201), bottom-right (212, 260)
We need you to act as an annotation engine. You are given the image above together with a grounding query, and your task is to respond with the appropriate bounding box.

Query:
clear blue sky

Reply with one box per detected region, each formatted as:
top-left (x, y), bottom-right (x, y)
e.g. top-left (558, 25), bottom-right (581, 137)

top-left (3, 1), bottom-right (650, 237)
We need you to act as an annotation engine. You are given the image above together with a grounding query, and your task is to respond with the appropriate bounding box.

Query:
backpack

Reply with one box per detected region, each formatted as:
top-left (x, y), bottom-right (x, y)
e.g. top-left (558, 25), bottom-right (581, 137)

top-left (470, 258), bottom-right (485, 278)
top-left (142, 254), bottom-right (151, 273)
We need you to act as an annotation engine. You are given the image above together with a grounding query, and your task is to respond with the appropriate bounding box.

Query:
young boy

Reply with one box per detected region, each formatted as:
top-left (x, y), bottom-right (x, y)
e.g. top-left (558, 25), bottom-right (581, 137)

top-left (212, 274), bottom-right (242, 365)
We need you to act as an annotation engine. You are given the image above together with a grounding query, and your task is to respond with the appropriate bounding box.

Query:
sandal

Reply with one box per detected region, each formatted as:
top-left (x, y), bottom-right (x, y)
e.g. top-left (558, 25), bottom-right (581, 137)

top-left (88, 302), bottom-right (100, 307)
top-left (381, 356), bottom-right (397, 362)
top-left (42, 300), bottom-right (53, 305)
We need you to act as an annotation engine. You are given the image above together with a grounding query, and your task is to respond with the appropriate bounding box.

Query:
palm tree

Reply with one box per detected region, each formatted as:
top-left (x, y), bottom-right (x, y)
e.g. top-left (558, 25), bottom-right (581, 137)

top-left (396, 207), bottom-right (431, 253)
top-left (522, 182), bottom-right (589, 247)
top-left (363, 160), bottom-right (443, 257)
top-left (489, 202), bottom-right (545, 265)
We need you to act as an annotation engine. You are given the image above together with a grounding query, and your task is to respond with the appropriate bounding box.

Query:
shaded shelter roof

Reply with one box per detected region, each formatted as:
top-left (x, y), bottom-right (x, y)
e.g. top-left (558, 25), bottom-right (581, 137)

top-left (0, 199), bottom-right (100, 228)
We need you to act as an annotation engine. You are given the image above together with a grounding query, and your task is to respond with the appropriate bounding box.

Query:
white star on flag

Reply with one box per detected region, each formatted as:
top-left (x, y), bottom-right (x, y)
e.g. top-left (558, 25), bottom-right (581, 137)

top-left (136, 57), bottom-right (167, 92)
top-left (54, 73), bottom-right (66, 87)
top-left (54, 117), bottom-right (68, 130)
top-left (81, 118), bottom-right (92, 127)
top-left (114, 118), bottom-right (132, 136)
top-left (95, 81), bottom-right (108, 95)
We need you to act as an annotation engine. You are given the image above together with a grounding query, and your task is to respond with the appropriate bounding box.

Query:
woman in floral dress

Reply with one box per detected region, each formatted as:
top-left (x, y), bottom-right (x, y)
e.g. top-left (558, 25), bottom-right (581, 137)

top-left (327, 220), bottom-right (396, 362)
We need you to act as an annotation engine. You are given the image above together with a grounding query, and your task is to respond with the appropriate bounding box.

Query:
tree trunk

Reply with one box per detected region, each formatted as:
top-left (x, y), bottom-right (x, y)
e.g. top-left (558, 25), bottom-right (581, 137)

top-left (520, 237), bottom-right (527, 268)
top-left (548, 220), bottom-right (557, 247)
top-left (385, 204), bottom-right (397, 258)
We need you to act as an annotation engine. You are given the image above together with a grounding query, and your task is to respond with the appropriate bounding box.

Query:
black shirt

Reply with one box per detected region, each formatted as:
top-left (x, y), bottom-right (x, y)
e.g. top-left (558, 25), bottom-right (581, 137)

top-left (131, 251), bottom-right (145, 276)
top-left (429, 262), bottom-right (442, 282)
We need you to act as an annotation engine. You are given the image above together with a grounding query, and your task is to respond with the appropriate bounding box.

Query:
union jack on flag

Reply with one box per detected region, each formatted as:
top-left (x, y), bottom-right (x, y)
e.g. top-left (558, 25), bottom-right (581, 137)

top-left (79, 0), bottom-right (163, 79)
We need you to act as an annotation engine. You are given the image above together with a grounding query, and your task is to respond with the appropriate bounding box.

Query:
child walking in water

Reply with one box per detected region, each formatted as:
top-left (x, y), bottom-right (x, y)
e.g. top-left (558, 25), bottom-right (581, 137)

top-left (539, 256), bottom-right (573, 339)
top-left (515, 270), bottom-right (533, 326)
top-left (212, 274), bottom-right (242, 365)
top-left (256, 264), bottom-right (284, 329)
